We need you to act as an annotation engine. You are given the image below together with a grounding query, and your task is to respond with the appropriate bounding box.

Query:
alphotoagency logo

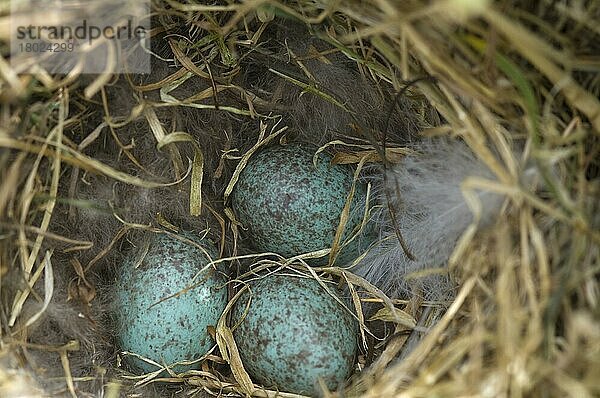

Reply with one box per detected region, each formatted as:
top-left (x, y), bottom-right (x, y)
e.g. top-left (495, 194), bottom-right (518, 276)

top-left (10, 0), bottom-right (151, 74)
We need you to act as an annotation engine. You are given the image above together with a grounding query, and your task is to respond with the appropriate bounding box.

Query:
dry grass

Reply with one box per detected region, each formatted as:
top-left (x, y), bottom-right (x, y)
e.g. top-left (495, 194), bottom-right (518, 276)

top-left (1, 0), bottom-right (599, 397)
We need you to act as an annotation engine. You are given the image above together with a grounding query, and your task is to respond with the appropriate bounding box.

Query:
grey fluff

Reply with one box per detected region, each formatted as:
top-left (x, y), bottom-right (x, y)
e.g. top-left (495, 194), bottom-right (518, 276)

top-left (356, 139), bottom-right (506, 300)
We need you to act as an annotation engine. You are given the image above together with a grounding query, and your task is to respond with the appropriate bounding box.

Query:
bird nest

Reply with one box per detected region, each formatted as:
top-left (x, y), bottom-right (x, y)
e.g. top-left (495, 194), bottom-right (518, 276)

top-left (1, 1), bottom-right (599, 397)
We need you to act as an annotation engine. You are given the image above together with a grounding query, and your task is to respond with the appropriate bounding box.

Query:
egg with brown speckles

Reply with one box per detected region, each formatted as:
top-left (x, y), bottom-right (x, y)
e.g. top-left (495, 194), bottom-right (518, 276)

top-left (231, 142), bottom-right (374, 264)
top-left (114, 233), bottom-right (228, 374)
top-left (231, 274), bottom-right (358, 395)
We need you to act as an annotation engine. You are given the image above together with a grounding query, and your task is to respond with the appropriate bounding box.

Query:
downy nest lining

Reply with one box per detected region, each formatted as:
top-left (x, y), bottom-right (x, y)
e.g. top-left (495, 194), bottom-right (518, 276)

top-left (12, 20), bottom-right (506, 396)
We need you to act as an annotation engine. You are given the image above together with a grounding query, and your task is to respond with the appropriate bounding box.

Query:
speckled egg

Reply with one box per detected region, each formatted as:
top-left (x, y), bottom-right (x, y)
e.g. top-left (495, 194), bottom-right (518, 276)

top-left (114, 233), bottom-right (228, 374)
top-left (231, 142), bottom-right (373, 264)
top-left (231, 274), bottom-right (358, 395)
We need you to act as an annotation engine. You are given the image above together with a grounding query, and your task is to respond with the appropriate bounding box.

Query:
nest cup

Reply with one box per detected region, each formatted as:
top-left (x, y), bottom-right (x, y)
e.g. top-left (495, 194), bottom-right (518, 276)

top-left (1, 1), bottom-right (600, 398)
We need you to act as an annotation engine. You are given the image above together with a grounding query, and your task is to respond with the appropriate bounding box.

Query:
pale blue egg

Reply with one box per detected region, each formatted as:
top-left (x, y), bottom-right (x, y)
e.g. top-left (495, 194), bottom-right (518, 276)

top-left (231, 274), bottom-right (358, 395)
top-left (114, 233), bottom-right (228, 374)
top-left (231, 142), bottom-right (374, 265)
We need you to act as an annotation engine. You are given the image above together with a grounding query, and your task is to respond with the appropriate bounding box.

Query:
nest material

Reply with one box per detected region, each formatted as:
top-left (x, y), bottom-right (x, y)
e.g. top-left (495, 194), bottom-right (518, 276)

top-left (1, 0), bottom-right (599, 397)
